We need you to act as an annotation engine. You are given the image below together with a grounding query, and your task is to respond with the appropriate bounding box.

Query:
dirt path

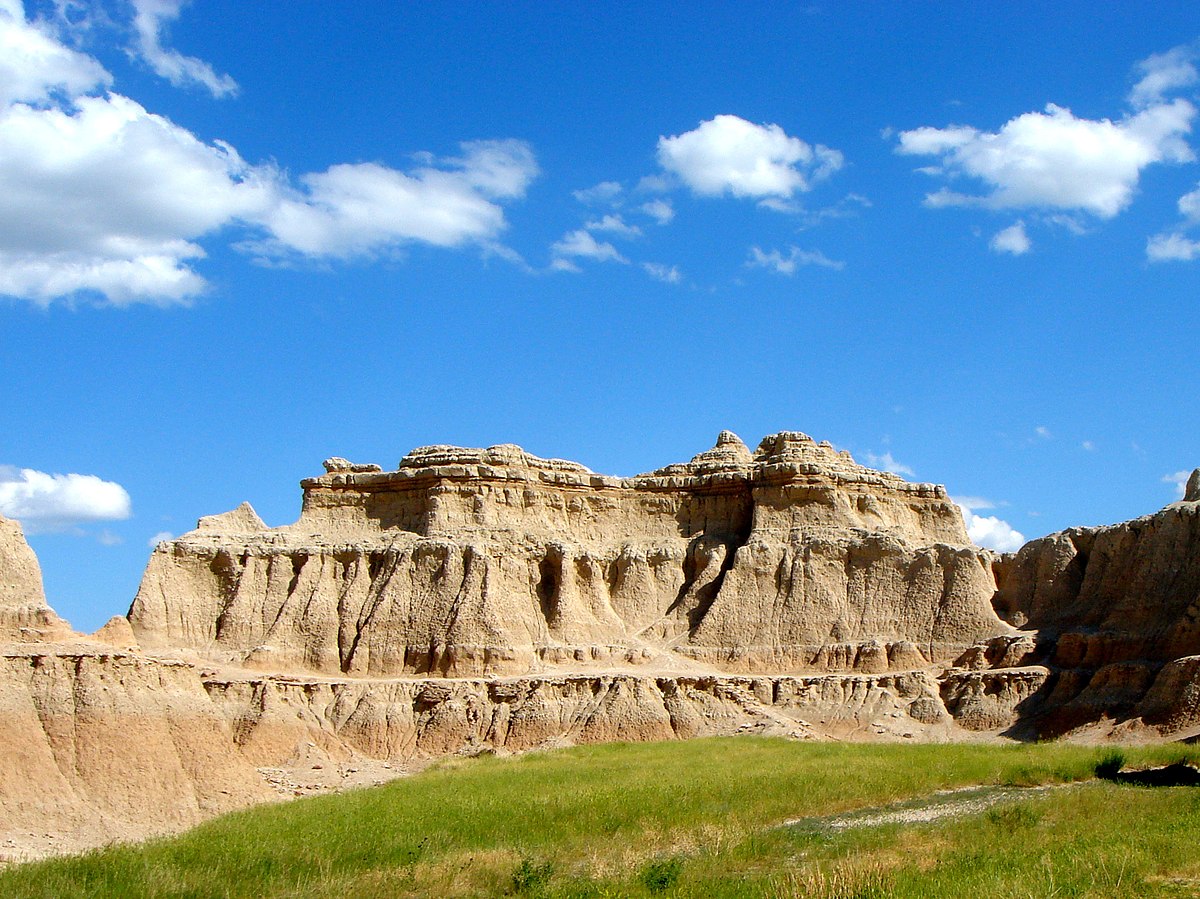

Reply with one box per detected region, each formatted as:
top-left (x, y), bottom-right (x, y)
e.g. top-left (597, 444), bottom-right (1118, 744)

top-left (782, 782), bottom-right (1067, 831)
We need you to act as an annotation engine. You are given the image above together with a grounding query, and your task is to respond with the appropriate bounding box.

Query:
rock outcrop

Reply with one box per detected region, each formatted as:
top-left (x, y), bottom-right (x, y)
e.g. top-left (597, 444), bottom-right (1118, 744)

top-left (988, 482), bottom-right (1200, 737)
top-left (0, 515), bottom-right (71, 642)
top-left (129, 432), bottom-right (1006, 677)
top-left (0, 515), bottom-right (271, 862)
top-left (5, 433), bottom-right (1200, 861)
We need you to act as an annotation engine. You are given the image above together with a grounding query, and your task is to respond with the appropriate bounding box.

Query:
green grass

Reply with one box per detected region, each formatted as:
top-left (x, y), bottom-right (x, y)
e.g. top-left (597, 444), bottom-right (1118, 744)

top-left (3, 738), bottom-right (1199, 898)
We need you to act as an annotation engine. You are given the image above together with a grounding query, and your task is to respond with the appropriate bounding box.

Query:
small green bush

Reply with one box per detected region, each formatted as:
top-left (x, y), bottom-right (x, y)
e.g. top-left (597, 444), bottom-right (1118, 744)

top-left (641, 856), bottom-right (683, 894)
top-left (512, 857), bottom-right (554, 894)
top-left (1094, 749), bottom-right (1125, 780)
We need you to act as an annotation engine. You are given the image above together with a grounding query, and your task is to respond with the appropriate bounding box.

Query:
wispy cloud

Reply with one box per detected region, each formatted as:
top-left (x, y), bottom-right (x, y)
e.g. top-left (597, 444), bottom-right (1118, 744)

top-left (747, 245), bottom-right (844, 274)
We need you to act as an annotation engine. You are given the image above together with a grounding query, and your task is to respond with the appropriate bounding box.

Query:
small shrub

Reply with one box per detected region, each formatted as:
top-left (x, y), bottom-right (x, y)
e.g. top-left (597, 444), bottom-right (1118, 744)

top-left (512, 857), bottom-right (554, 894)
top-left (1094, 749), bottom-right (1126, 780)
top-left (641, 857), bottom-right (683, 894)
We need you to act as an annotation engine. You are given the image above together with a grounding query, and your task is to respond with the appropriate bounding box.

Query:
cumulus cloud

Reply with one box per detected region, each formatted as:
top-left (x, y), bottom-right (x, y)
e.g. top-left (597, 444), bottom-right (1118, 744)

top-left (0, 89), bottom-right (273, 304)
top-left (1147, 232), bottom-right (1200, 261)
top-left (862, 451), bottom-right (914, 477)
top-left (747, 245), bottom-right (844, 274)
top-left (990, 221), bottom-right (1031, 255)
top-left (897, 46), bottom-right (1197, 225)
top-left (638, 198), bottom-right (675, 224)
top-left (583, 214), bottom-right (641, 237)
top-left (550, 229), bottom-right (627, 264)
top-left (960, 507), bottom-right (1026, 552)
top-left (953, 496), bottom-right (1026, 553)
top-left (657, 114), bottom-right (843, 200)
top-left (1130, 44), bottom-right (1199, 109)
top-left (1180, 183), bottom-right (1200, 221)
top-left (0, 0), bottom-right (110, 105)
top-left (642, 262), bottom-right (681, 283)
top-left (252, 140), bottom-right (538, 260)
top-left (572, 180), bottom-right (623, 205)
top-left (129, 0), bottom-right (237, 97)
top-left (0, 3), bottom-right (539, 305)
top-left (1163, 470), bottom-right (1192, 499)
top-left (0, 465), bottom-right (131, 533)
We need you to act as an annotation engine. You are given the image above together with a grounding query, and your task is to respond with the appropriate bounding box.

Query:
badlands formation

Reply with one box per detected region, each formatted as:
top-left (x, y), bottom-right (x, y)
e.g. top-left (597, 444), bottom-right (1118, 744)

top-left (3, 431), bottom-right (1200, 859)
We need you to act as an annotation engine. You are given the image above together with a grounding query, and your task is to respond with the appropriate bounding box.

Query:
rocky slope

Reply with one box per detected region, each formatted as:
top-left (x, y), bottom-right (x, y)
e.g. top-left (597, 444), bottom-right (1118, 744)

top-left (129, 431), bottom-right (1006, 677)
top-left (0, 514), bottom-right (272, 862)
top-left (988, 471), bottom-right (1200, 736)
top-left (3, 438), bottom-right (1200, 860)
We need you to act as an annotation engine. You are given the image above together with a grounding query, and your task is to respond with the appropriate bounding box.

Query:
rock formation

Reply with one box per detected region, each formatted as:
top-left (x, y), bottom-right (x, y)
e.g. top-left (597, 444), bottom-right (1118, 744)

top-left (3, 438), bottom-right (1200, 861)
top-left (987, 471), bottom-right (1200, 737)
top-left (0, 514), bottom-right (272, 862)
top-left (0, 515), bottom-right (71, 642)
top-left (129, 431), bottom-right (1005, 678)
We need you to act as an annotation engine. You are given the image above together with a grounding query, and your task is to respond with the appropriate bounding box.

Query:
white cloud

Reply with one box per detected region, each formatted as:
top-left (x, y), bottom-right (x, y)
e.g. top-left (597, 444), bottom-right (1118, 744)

top-left (0, 0), bottom-right (110, 105)
top-left (899, 101), bottom-right (1194, 218)
top-left (657, 114), bottom-right (843, 199)
top-left (0, 90), bottom-right (274, 305)
top-left (1130, 44), bottom-right (1199, 109)
top-left (147, 530), bottom-right (174, 547)
top-left (747, 245), bottom-right (844, 274)
top-left (572, 180), bottom-right (623, 205)
top-left (1179, 183), bottom-right (1200, 221)
top-left (1035, 426), bottom-right (1052, 440)
top-left (549, 257), bottom-right (581, 274)
top-left (1163, 470), bottom-right (1191, 499)
top-left (863, 451), bottom-right (914, 477)
top-left (584, 214), bottom-right (641, 237)
top-left (642, 262), bottom-right (681, 283)
top-left (550, 229), bottom-right (627, 264)
top-left (959, 507), bottom-right (1026, 552)
top-left (1147, 182), bottom-right (1200, 263)
top-left (990, 220), bottom-right (1031, 255)
top-left (96, 529), bottom-right (122, 546)
top-left (638, 198), bottom-right (674, 224)
top-left (254, 140), bottom-right (538, 260)
top-left (0, 8), bottom-right (539, 305)
top-left (0, 465), bottom-right (131, 533)
top-left (898, 47), bottom-right (1198, 224)
top-left (1147, 232), bottom-right (1200, 261)
top-left (952, 496), bottom-right (995, 512)
top-left (129, 0), bottom-right (237, 97)
top-left (1082, 440), bottom-right (1096, 451)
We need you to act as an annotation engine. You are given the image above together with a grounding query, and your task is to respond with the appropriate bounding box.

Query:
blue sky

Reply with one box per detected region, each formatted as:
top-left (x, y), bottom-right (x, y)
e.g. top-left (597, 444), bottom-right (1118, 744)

top-left (1, 1), bottom-right (1198, 631)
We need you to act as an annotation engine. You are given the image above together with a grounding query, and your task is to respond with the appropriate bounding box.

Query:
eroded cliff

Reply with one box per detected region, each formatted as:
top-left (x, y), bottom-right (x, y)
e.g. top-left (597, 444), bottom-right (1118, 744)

top-left (130, 431), bottom-right (1006, 677)
top-left (5, 444), bottom-right (1200, 861)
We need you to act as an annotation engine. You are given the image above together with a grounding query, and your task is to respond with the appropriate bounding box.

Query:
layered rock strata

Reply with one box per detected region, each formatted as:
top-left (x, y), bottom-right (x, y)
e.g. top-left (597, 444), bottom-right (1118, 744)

top-left (130, 431), bottom-right (1006, 677)
top-left (0, 514), bottom-right (272, 862)
top-left (988, 471), bottom-right (1200, 737)
top-left (5, 445), bottom-right (1200, 861)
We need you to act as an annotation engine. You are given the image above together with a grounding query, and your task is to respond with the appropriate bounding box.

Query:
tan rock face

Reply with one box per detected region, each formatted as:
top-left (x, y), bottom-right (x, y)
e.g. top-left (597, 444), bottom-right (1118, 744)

top-left (0, 515), bottom-right (71, 642)
top-left (6, 435), bottom-right (1200, 861)
top-left (129, 432), bottom-right (1004, 676)
top-left (0, 513), bottom-right (274, 861)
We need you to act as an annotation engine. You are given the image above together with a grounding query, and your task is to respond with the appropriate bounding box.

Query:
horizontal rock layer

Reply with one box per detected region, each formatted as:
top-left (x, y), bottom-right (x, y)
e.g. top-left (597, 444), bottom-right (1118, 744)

top-left (129, 432), bottom-right (1005, 676)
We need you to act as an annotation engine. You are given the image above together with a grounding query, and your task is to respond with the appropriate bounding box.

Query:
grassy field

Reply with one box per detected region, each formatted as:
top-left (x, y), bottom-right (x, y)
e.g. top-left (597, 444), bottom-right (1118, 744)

top-left (3, 738), bottom-right (1199, 898)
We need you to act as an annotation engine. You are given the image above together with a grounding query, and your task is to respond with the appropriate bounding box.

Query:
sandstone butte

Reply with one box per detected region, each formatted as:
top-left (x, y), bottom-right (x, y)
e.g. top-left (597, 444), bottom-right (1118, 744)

top-left (2, 430), bottom-right (1199, 861)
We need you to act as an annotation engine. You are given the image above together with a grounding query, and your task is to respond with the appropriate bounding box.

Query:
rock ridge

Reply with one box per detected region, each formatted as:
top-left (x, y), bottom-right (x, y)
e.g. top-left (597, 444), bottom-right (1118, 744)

top-left (129, 431), bottom-right (999, 678)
